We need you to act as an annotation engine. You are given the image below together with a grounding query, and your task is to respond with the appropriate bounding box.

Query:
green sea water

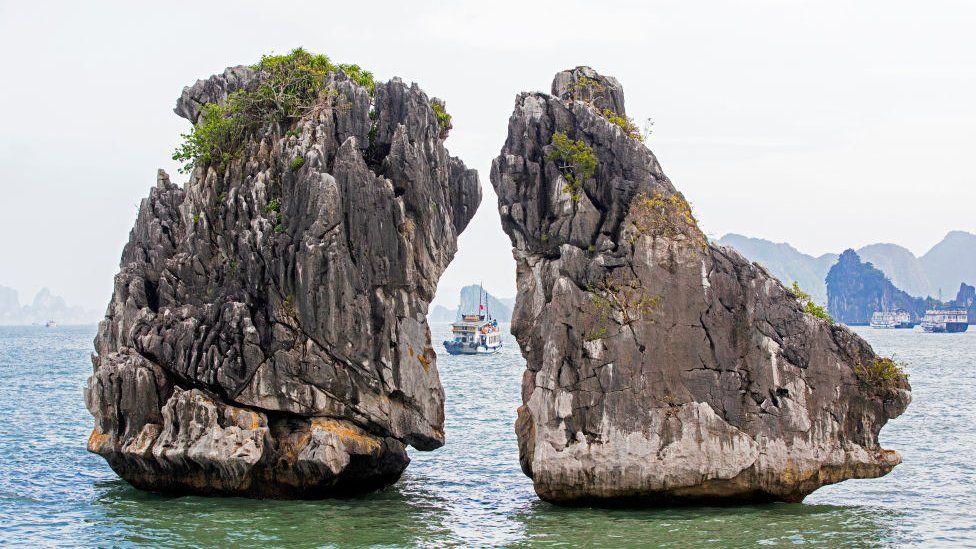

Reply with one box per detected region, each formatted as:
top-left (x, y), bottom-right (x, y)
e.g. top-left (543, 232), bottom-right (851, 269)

top-left (0, 324), bottom-right (973, 547)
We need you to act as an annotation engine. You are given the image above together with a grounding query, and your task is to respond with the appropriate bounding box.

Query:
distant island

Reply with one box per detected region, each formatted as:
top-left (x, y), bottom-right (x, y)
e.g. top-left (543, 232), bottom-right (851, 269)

top-left (0, 286), bottom-right (100, 325)
top-left (718, 232), bottom-right (976, 325)
top-left (429, 285), bottom-right (514, 322)
top-left (718, 231), bottom-right (976, 304)
top-left (824, 250), bottom-right (974, 325)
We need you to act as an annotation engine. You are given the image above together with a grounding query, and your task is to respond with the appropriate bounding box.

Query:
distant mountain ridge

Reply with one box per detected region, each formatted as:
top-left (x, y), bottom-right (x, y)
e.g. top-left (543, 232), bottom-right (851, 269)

top-left (920, 231), bottom-right (976, 301)
top-left (428, 285), bottom-right (514, 322)
top-left (718, 231), bottom-right (976, 302)
top-left (716, 234), bottom-right (836, 303)
top-left (0, 286), bottom-right (100, 325)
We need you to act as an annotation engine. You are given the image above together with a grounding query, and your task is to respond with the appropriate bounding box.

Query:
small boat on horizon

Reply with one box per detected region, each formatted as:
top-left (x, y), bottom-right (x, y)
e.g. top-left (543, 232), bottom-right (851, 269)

top-left (44, 320), bottom-right (57, 328)
top-left (870, 310), bottom-right (915, 329)
top-left (920, 309), bottom-right (969, 333)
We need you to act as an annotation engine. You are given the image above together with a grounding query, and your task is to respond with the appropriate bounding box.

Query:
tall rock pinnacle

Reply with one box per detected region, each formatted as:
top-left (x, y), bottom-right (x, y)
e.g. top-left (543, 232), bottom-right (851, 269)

top-left (491, 66), bottom-right (910, 503)
top-left (86, 52), bottom-right (480, 497)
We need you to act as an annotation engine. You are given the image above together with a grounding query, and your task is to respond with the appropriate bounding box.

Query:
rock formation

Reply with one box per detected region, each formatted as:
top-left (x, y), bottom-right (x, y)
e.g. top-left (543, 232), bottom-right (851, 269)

top-left (86, 55), bottom-right (480, 497)
top-left (826, 249), bottom-right (940, 325)
top-left (491, 67), bottom-right (911, 504)
top-left (954, 283), bottom-right (976, 323)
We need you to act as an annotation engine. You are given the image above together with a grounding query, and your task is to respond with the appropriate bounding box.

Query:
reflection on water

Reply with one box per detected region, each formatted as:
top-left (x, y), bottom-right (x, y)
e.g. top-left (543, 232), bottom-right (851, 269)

top-left (90, 477), bottom-right (455, 547)
top-left (511, 501), bottom-right (903, 547)
top-left (0, 324), bottom-right (973, 546)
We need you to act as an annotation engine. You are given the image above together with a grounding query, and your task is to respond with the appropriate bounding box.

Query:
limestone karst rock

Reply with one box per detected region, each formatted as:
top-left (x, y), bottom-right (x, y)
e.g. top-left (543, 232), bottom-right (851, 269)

top-left (491, 66), bottom-right (911, 504)
top-left (86, 54), bottom-right (480, 497)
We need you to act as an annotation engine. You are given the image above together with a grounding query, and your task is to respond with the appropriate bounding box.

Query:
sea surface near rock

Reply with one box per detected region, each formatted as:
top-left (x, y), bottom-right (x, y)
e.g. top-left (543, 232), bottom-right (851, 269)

top-left (85, 64), bottom-right (480, 497)
top-left (491, 67), bottom-right (911, 504)
top-left (2, 324), bottom-right (973, 545)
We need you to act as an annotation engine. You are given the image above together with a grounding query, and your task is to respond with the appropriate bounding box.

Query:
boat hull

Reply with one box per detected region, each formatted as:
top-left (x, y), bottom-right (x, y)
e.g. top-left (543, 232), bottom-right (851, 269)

top-left (443, 341), bottom-right (502, 355)
top-left (922, 322), bottom-right (969, 333)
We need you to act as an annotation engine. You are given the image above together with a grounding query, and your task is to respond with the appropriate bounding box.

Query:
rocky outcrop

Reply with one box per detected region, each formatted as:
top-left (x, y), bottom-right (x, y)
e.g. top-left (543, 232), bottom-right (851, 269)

top-left (953, 283), bottom-right (975, 323)
top-left (491, 67), bottom-right (910, 504)
top-left (86, 62), bottom-right (480, 497)
top-left (826, 249), bottom-right (939, 325)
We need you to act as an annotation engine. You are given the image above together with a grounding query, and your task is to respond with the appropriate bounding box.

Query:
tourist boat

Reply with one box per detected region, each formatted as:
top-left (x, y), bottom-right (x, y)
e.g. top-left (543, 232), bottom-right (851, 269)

top-left (443, 287), bottom-right (503, 355)
top-left (869, 310), bottom-right (915, 329)
top-left (920, 309), bottom-right (969, 333)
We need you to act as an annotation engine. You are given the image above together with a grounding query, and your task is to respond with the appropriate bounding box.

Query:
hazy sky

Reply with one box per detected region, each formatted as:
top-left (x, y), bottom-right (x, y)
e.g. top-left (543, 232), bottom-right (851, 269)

top-left (1, 0), bottom-right (974, 310)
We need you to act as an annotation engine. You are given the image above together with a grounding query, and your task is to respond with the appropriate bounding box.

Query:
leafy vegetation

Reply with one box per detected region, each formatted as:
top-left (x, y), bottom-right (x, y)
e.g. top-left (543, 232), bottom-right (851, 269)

top-left (172, 102), bottom-right (247, 173)
top-left (602, 108), bottom-right (642, 142)
top-left (854, 357), bottom-right (909, 391)
top-left (336, 63), bottom-right (375, 94)
top-left (173, 48), bottom-right (375, 173)
top-left (430, 100), bottom-right (452, 139)
top-left (289, 156), bottom-right (305, 172)
top-left (790, 282), bottom-right (833, 323)
top-left (573, 76), bottom-right (606, 104)
top-left (628, 191), bottom-right (701, 243)
top-left (265, 198), bottom-right (284, 232)
top-left (588, 272), bottom-right (659, 327)
top-left (547, 132), bottom-right (597, 203)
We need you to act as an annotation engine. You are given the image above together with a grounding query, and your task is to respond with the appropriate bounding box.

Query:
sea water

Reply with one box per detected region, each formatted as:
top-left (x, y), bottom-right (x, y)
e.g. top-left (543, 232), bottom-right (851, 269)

top-left (0, 324), bottom-right (973, 547)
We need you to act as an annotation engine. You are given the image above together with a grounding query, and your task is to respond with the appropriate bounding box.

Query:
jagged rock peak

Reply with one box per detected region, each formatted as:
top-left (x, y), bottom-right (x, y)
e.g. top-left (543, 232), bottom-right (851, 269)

top-left (492, 67), bottom-right (910, 504)
top-left (86, 51), bottom-right (481, 498)
top-left (551, 66), bottom-right (626, 116)
top-left (174, 65), bottom-right (260, 124)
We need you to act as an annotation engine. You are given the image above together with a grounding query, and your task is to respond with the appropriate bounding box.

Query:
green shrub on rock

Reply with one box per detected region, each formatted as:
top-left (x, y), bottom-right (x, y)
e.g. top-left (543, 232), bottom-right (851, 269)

top-left (547, 132), bottom-right (597, 203)
top-left (289, 156), bottom-right (305, 172)
top-left (790, 281), bottom-right (833, 323)
top-left (337, 63), bottom-right (376, 94)
top-left (602, 108), bottom-right (643, 142)
top-left (173, 48), bottom-right (375, 173)
top-left (430, 100), bottom-right (452, 139)
top-left (854, 357), bottom-right (909, 391)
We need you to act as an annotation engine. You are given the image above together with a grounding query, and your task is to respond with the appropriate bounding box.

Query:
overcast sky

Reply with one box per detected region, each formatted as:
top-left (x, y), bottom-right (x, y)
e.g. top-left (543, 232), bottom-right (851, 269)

top-left (1, 0), bottom-right (974, 310)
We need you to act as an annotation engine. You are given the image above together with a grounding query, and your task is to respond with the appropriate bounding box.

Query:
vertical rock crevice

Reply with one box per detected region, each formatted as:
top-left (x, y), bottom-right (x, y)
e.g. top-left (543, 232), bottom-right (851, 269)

top-left (491, 66), bottom-right (910, 504)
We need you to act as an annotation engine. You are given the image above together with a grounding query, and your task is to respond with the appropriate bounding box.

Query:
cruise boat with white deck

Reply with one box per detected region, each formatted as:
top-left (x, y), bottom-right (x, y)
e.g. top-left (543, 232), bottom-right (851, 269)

top-left (443, 286), bottom-right (503, 355)
top-left (920, 309), bottom-right (969, 333)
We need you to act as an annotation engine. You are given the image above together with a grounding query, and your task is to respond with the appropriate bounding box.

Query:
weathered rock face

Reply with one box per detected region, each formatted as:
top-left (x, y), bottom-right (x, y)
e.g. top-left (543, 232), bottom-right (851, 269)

top-left (86, 66), bottom-right (480, 497)
top-left (491, 67), bottom-right (910, 504)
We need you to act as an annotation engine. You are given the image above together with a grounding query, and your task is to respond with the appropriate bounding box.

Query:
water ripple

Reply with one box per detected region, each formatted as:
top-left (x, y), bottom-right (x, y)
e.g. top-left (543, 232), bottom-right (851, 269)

top-left (0, 325), bottom-right (972, 546)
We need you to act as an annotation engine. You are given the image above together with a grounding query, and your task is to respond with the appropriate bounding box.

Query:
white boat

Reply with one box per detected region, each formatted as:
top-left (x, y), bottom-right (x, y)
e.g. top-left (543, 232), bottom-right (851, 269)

top-left (44, 320), bottom-right (57, 328)
top-left (920, 309), bottom-right (969, 333)
top-left (442, 285), bottom-right (503, 355)
top-left (869, 310), bottom-right (915, 329)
